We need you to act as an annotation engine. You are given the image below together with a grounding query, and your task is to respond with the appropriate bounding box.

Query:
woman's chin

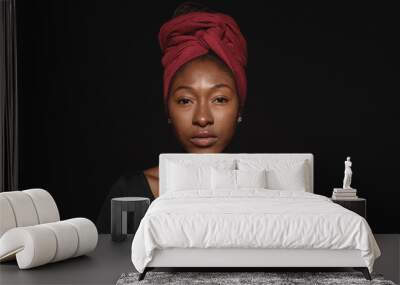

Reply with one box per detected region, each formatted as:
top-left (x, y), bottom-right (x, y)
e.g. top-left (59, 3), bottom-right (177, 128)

top-left (177, 136), bottom-right (231, 153)
top-left (186, 145), bottom-right (224, 154)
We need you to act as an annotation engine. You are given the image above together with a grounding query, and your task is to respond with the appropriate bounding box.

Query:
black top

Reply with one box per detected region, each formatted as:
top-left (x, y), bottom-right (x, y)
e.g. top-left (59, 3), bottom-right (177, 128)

top-left (96, 170), bottom-right (155, 233)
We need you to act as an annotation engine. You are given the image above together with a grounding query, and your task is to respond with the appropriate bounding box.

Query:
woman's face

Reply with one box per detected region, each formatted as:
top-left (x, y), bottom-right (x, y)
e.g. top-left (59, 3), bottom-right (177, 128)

top-left (167, 58), bottom-right (240, 153)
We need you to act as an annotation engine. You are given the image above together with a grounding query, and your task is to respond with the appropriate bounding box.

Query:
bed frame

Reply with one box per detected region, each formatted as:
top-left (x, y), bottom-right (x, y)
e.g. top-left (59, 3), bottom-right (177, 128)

top-left (139, 153), bottom-right (371, 280)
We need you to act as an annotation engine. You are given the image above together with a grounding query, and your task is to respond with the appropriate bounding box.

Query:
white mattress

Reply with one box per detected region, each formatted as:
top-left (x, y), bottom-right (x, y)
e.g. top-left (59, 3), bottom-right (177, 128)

top-left (131, 190), bottom-right (381, 273)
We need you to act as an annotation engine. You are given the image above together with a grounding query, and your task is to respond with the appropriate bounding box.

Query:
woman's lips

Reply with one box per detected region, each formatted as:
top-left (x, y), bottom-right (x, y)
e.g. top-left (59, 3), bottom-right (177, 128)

top-left (190, 136), bottom-right (218, 147)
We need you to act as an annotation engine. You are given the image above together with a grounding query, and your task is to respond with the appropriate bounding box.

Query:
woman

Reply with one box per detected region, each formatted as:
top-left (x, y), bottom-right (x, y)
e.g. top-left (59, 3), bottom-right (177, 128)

top-left (96, 2), bottom-right (248, 233)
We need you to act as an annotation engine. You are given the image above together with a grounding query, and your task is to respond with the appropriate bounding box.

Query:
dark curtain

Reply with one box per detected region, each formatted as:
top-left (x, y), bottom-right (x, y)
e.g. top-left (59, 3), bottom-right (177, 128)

top-left (0, 0), bottom-right (18, 192)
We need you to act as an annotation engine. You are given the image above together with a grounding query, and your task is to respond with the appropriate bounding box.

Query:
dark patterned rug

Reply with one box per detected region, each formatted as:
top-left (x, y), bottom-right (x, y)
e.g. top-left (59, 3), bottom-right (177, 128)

top-left (116, 271), bottom-right (397, 285)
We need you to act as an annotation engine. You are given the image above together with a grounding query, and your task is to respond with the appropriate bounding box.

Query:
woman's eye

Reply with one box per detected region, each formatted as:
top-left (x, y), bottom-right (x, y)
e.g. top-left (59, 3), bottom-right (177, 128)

top-left (177, 98), bottom-right (191, 105)
top-left (213, 97), bottom-right (228, 104)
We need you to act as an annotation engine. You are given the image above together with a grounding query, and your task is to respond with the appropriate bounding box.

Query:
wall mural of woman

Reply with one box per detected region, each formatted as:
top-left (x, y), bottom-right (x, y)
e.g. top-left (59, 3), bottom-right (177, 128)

top-left (96, 2), bottom-right (248, 233)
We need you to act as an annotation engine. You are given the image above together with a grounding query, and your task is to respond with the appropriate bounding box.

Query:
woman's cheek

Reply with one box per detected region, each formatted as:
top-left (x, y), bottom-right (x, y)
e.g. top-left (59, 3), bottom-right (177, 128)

top-left (172, 112), bottom-right (193, 144)
top-left (214, 108), bottom-right (237, 131)
top-left (211, 116), bottom-right (235, 150)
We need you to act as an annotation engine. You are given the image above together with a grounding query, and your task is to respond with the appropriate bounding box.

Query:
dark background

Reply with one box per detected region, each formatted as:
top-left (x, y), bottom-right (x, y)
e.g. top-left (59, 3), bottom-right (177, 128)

top-left (16, 1), bottom-right (399, 233)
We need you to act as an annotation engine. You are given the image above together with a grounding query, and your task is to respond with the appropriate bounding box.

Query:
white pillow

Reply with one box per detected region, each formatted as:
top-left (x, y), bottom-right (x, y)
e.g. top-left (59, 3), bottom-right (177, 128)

top-left (166, 162), bottom-right (210, 191)
top-left (166, 159), bottom-right (236, 192)
top-left (211, 168), bottom-right (268, 190)
top-left (236, 169), bottom-right (267, 188)
top-left (237, 159), bottom-right (308, 191)
top-left (211, 168), bottom-right (236, 190)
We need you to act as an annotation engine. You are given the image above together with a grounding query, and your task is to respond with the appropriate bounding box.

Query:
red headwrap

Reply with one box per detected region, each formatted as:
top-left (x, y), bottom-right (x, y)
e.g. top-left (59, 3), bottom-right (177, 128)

top-left (158, 12), bottom-right (248, 107)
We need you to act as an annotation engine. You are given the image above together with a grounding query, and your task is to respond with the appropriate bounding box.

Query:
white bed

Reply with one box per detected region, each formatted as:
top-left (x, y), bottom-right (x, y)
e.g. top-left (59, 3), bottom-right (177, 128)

top-left (131, 153), bottom-right (381, 280)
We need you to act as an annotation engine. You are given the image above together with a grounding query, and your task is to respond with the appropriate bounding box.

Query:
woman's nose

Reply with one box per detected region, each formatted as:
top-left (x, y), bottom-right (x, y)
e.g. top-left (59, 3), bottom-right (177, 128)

top-left (192, 102), bottom-right (213, 127)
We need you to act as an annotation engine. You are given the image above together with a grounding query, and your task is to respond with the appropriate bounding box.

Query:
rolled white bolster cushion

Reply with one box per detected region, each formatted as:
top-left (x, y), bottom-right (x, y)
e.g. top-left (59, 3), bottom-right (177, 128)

top-left (0, 195), bottom-right (17, 237)
top-left (0, 226), bottom-right (57, 269)
top-left (0, 191), bottom-right (39, 227)
top-left (23, 189), bottom-right (60, 224)
top-left (0, 218), bottom-right (98, 269)
top-left (42, 221), bottom-right (79, 263)
top-left (64, 218), bottom-right (98, 257)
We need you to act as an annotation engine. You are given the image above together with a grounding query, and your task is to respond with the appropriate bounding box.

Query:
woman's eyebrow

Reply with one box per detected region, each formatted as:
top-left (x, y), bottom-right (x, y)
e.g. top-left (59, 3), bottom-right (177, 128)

top-left (211, 83), bottom-right (233, 91)
top-left (173, 83), bottom-right (233, 95)
top-left (173, 85), bottom-right (194, 94)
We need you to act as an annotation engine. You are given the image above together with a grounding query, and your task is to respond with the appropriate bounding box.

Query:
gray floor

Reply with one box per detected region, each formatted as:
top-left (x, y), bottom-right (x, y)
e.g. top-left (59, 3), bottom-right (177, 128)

top-left (0, 234), bottom-right (398, 285)
top-left (373, 234), bottom-right (400, 284)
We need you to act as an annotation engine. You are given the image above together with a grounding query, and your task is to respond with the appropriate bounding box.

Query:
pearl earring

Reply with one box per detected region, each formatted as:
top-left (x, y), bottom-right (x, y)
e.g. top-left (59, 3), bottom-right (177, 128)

top-left (167, 118), bottom-right (171, 124)
top-left (237, 116), bottom-right (242, 123)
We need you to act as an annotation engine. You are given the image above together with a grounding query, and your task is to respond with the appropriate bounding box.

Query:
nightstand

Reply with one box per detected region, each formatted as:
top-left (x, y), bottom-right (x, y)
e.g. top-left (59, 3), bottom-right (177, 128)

top-left (330, 197), bottom-right (367, 219)
top-left (111, 197), bottom-right (150, 242)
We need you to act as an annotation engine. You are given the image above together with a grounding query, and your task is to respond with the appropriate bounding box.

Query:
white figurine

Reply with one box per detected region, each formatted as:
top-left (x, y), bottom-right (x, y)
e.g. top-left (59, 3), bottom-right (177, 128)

top-left (343, 156), bottom-right (353, 189)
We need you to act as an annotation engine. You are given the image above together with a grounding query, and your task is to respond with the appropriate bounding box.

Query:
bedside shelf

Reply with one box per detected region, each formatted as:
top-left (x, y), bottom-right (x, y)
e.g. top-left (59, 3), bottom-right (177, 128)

top-left (330, 198), bottom-right (367, 219)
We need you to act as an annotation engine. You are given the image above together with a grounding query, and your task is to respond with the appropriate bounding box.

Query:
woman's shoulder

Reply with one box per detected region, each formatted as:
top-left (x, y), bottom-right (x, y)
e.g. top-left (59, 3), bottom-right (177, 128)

top-left (143, 166), bottom-right (159, 198)
top-left (143, 166), bottom-right (159, 179)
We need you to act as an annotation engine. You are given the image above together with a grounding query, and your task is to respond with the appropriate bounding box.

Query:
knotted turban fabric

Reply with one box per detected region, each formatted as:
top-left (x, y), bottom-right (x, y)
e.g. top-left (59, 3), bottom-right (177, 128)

top-left (159, 12), bottom-right (248, 107)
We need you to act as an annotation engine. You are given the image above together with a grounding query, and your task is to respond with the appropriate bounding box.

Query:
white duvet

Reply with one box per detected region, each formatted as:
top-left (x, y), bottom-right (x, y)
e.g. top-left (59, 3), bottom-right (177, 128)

top-left (131, 190), bottom-right (381, 273)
